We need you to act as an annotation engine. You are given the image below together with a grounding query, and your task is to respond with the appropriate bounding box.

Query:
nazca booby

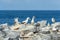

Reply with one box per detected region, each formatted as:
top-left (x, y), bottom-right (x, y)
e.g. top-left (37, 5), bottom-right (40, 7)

top-left (41, 23), bottom-right (51, 31)
top-left (31, 16), bottom-right (35, 25)
top-left (51, 17), bottom-right (55, 23)
top-left (22, 17), bottom-right (30, 24)
top-left (14, 17), bottom-right (20, 25)
top-left (10, 18), bottom-right (21, 30)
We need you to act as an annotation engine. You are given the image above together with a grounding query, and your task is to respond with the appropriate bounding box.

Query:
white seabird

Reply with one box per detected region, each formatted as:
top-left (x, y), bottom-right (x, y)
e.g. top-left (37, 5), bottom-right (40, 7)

top-left (51, 17), bottom-right (55, 23)
top-left (41, 23), bottom-right (51, 32)
top-left (14, 17), bottom-right (20, 25)
top-left (37, 20), bottom-right (47, 27)
top-left (10, 18), bottom-right (21, 30)
top-left (47, 23), bottom-right (50, 27)
top-left (22, 17), bottom-right (30, 24)
top-left (31, 16), bottom-right (35, 25)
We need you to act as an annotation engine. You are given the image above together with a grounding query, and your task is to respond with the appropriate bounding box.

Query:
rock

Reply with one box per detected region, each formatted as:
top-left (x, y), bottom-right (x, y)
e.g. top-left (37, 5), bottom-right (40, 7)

top-left (0, 36), bottom-right (4, 40)
top-left (4, 37), bottom-right (9, 40)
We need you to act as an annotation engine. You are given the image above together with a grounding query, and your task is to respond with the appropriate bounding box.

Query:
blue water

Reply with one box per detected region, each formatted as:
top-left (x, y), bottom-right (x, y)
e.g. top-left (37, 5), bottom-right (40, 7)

top-left (0, 10), bottom-right (60, 25)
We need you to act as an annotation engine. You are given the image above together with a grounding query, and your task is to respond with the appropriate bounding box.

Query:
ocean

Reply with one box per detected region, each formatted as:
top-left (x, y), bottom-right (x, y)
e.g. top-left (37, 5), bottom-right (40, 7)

top-left (0, 10), bottom-right (60, 25)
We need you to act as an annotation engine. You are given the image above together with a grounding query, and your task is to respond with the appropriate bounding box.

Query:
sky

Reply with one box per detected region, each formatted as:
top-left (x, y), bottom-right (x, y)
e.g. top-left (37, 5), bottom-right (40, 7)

top-left (0, 0), bottom-right (60, 10)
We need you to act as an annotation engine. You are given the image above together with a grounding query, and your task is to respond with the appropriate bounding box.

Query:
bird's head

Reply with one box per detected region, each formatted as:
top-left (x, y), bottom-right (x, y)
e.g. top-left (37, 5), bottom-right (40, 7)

top-left (27, 17), bottom-right (31, 20)
top-left (14, 17), bottom-right (19, 22)
top-left (33, 16), bottom-right (36, 18)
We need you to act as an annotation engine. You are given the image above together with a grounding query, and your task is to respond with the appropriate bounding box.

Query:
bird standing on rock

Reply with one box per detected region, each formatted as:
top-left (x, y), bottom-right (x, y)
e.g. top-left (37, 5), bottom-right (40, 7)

top-left (51, 17), bottom-right (55, 23)
top-left (22, 17), bottom-right (30, 25)
top-left (31, 16), bottom-right (35, 25)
